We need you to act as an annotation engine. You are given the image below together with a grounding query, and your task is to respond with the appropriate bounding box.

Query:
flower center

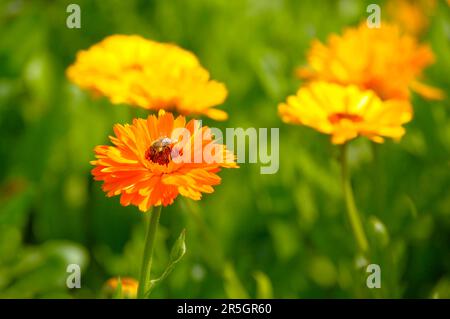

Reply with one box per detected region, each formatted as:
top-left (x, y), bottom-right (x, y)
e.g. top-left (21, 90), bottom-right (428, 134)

top-left (328, 112), bottom-right (363, 124)
top-left (145, 137), bottom-right (174, 166)
top-left (126, 63), bottom-right (144, 72)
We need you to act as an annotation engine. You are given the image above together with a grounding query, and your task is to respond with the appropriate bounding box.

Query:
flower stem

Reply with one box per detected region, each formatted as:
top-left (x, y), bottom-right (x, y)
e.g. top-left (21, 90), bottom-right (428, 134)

top-left (340, 144), bottom-right (369, 253)
top-left (137, 205), bottom-right (161, 299)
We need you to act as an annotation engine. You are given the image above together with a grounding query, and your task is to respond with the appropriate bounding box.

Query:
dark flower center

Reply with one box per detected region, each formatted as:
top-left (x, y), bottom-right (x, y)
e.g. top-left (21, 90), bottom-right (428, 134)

top-left (328, 112), bottom-right (363, 124)
top-left (145, 137), bottom-right (174, 166)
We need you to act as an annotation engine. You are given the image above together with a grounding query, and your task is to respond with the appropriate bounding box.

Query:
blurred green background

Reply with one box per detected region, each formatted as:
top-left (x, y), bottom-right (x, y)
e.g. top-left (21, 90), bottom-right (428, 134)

top-left (0, 0), bottom-right (449, 298)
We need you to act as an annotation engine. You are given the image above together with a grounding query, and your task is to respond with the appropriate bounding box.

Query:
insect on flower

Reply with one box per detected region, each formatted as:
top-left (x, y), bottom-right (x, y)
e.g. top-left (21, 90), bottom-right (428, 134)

top-left (145, 137), bottom-right (179, 166)
top-left (91, 110), bottom-right (237, 211)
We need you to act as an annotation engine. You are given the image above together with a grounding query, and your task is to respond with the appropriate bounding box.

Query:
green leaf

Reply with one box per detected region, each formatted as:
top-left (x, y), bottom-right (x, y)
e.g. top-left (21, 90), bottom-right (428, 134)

top-left (144, 229), bottom-right (186, 297)
top-left (169, 229), bottom-right (187, 264)
top-left (223, 263), bottom-right (249, 299)
top-left (431, 277), bottom-right (450, 299)
top-left (253, 271), bottom-right (273, 299)
top-left (404, 195), bottom-right (418, 218)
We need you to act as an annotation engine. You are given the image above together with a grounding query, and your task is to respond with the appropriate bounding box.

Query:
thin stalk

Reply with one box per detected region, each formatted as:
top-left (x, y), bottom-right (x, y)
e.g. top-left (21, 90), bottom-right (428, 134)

top-left (137, 206), bottom-right (162, 299)
top-left (340, 144), bottom-right (369, 253)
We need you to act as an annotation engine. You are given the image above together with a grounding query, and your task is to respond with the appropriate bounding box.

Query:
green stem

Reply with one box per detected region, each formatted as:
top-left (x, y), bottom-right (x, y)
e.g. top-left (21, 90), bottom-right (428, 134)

top-left (340, 144), bottom-right (369, 253)
top-left (137, 206), bottom-right (162, 299)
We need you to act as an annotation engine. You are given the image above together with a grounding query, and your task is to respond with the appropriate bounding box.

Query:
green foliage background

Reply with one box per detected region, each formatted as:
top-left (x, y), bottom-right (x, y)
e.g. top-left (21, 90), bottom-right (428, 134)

top-left (0, 0), bottom-right (449, 298)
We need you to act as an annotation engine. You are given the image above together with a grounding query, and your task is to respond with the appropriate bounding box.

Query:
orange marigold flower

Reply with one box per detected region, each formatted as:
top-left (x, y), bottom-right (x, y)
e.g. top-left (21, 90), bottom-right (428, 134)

top-left (67, 35), bottom-right (228, 120)
top-left (91, 110), bottom-right (237, 211)
top-left (278, 82), bottom-right (413, 144)
top-left (297, 23), bottom-right (443, 101)
top-left (386, 0), bottom-right (436, 36)
top-left (104, 277), bottom-right (138, 299)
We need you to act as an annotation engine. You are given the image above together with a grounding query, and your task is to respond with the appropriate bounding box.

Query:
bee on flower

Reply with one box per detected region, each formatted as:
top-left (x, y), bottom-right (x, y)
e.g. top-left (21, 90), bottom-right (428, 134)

top-left (91, 110), bottom-right (237, 212)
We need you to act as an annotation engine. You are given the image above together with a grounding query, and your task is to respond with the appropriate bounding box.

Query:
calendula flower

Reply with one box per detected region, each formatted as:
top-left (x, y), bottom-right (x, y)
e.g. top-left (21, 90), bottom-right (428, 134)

top-left (67, 35), bottom-right (228, 120)
top-left (386, 0), bottom-right (436, 36)
top-left (91, 110), bottom-right (237, 212)
top-left (297, 23), bottom-right (443, 101)
top-left (278, 81), bottom-right (412, 144)
top-left (104, 277), bottom-right (138, 299)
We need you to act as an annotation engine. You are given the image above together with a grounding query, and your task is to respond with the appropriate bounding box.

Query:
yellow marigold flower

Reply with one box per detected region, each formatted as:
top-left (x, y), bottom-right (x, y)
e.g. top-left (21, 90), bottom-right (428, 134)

top-left (104, 277), bottom-right (138, 299)
top-left (278, 82), bottom-right (412, 144)
top-left (297, 23), bottom-right (443, 101)
top-left (67, 35), bottom-right (228, 120)
top-left (91, 110), bottom-right (237, 212)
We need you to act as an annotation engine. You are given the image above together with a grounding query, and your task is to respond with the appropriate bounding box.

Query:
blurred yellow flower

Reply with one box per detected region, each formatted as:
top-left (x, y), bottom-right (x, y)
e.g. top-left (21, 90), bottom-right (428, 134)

top-left (67, 35), bottom-right (228, 120)
top-left (278, 82), bottom-right (412, 144)
top-left (104, 277), bottom-right (138, 299)
top-left (386, 0), bottom-right (436, 36)
top-left (297, 23), bottom-right (443, 101)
